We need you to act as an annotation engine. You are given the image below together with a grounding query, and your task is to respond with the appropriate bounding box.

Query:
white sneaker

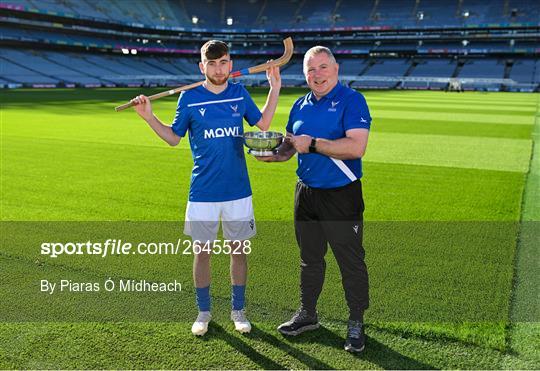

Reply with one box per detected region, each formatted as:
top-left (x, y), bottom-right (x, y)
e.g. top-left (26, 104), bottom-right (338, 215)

top-left (231, 309), bottom-right (252, 333)
top-left (191, 311), bottom-right (211, 336)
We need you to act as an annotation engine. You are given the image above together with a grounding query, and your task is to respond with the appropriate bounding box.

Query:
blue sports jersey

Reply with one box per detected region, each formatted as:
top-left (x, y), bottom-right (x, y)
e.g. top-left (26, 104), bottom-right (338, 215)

top-left (171, 82), bottom-right (262, 202)
top-left (286, 82), bottom-right (371, 189)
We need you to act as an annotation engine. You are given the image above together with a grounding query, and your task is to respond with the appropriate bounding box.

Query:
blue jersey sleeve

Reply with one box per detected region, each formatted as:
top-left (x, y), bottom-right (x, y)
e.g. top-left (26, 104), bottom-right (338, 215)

top-left (343, 92), bottom-right (372, 131)
top-left (241, 86), bottom-right (262, 126)
top-left (171, 91), bottom-right (190, 137)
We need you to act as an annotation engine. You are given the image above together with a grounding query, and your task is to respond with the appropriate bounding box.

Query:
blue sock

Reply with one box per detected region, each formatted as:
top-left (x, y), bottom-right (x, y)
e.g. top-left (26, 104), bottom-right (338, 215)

top-left (231, 285), bottom-right (246, 310)
top-left (196, 286), bottom-right (211, 312)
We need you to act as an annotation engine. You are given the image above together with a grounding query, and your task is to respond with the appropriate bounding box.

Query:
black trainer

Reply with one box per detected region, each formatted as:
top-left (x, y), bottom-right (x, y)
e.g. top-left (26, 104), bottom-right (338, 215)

top-left (344, 320), bottom-right (366, 353)
top-left (277, 309), bottom-right (319, 336)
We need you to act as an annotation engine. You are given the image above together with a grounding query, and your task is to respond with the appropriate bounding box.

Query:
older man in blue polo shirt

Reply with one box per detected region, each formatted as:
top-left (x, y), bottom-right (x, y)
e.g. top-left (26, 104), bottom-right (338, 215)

top-left (258, 46), bottom-right (371, 353)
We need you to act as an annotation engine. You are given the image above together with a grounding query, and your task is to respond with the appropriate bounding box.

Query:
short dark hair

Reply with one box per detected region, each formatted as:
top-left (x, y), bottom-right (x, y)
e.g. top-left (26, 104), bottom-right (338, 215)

top-left (201, 40), bottom-right (229, 61)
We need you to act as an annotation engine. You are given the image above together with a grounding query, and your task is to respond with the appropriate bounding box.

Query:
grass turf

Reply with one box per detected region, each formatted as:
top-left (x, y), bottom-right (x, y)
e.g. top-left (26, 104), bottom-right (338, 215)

top-left (1, 88), bottom-right (538, 368)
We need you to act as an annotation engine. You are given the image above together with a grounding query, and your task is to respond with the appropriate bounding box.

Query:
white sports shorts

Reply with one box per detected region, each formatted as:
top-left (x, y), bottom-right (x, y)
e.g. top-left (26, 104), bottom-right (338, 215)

top-left (184, 195), bottom-right (256, 242)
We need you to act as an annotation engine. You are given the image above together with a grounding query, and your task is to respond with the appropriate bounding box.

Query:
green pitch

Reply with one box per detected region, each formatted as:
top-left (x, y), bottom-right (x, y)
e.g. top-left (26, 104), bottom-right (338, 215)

top-left (1, 88), bottom-right (538, 368)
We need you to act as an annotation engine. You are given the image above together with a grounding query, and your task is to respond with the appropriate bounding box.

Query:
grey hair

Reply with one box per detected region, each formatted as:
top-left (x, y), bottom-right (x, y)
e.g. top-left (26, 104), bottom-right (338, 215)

top-left (303, 46), bottom-right (337, 72)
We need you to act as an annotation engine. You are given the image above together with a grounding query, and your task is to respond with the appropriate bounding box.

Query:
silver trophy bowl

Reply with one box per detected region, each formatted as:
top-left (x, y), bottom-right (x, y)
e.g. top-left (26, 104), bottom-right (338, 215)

top-left (244, 131), bottom-right (284, 156)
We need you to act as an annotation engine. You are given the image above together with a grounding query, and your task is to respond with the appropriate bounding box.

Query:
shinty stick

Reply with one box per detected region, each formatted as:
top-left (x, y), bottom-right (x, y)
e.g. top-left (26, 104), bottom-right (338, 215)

top-left (114, 37), bottom-right (294, 112)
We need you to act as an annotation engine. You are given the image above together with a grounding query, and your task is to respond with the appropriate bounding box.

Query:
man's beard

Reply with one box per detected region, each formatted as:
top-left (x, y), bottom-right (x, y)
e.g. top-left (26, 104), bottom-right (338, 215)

top-left (207, 73), bottom-right (229, 86)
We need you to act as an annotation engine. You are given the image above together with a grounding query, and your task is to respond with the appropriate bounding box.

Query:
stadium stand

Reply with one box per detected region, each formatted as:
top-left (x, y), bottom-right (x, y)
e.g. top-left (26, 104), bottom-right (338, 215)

top-left (355, 59), bottom-right (413, 89)
top-left (4, 0), bottom-right (540, 27)
top-left (510, 59), bottom-right (538, 84)
top-left (0, 54), bottom-right (60, 85)
top-left (0, 0), bottom-right (538, 91)
top-left (405, 59), bottom-right (457, 89)
top-left (458, 59), bottom-right (506, 90)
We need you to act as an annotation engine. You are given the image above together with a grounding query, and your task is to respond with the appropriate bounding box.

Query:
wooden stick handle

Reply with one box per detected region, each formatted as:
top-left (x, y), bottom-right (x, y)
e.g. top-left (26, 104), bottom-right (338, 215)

top-left (114, 80), bottom-right (204, 111)
top-left (115, 101), bottom-right (136, 112)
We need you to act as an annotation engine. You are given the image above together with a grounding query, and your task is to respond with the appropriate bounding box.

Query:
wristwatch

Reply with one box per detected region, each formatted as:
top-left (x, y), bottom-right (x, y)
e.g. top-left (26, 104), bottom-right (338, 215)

top-left (309, 137), bottom-right (317, 153)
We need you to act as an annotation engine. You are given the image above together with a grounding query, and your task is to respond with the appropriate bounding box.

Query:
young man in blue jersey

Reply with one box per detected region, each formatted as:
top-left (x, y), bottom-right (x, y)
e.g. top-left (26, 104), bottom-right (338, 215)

top-left (257, 46), bottom-right (371, 353)
top-left (130, 40), bottom-right (281, 336)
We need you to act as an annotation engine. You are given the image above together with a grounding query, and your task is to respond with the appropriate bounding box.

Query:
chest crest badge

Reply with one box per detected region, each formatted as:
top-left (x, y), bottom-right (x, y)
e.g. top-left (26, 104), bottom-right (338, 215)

top-left (230, 104), bottom-right (241, 117)
top-left (328, 101), bottom-right (340, 112)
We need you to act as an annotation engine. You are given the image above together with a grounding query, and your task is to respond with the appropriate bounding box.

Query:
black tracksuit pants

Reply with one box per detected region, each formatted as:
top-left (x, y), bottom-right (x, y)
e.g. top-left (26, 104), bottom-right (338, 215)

top-left (294, 179), bottom-right (369, 321)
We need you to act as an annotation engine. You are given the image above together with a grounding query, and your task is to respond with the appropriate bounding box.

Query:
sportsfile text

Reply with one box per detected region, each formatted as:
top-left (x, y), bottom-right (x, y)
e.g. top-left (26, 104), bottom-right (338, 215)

top-left (40, 239), bottom-right (252, 258)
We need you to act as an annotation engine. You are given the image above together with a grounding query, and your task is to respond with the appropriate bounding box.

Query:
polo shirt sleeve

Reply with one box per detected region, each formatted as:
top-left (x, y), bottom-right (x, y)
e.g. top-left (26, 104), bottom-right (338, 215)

top-left (343, 92), bottom-right (372, 131)
top-left (171, 91), bottom-right (190, 137)
top-left (285, 97), bottom-right (302, 133)
top-left (241, 86), bottom-right (262, 126)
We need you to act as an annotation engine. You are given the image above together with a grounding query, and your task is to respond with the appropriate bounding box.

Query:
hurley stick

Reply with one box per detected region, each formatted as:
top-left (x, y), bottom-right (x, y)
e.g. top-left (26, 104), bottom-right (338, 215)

top-left (115, 37), bottom-right (294, 112)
